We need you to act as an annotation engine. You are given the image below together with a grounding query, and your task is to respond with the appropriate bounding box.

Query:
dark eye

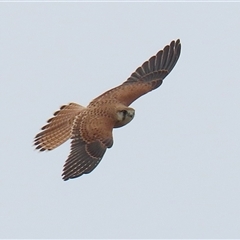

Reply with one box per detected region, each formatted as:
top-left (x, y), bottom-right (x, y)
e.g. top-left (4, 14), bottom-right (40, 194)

top-left (121, 110), bottom-right (128, 116)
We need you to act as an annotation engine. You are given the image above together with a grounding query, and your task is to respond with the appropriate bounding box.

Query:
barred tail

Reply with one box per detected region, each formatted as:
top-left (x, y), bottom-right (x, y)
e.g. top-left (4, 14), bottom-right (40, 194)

top-left (34, 103), bottom-right (85, 151)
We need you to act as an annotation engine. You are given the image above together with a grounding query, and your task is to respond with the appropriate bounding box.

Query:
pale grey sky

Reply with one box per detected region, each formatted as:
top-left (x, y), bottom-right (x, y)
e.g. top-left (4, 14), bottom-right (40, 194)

top-left (1, 2), bottom-right (240, 238)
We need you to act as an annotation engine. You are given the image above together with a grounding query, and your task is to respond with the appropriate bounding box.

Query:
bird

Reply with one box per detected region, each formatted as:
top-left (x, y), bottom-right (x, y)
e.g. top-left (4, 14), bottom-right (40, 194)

top-left (34, 39), bottom-right (181, 181)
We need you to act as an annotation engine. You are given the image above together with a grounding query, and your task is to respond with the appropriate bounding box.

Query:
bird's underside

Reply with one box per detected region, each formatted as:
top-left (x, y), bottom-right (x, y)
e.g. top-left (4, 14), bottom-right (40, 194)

top-left (34, 39), bottom-right (181, 181)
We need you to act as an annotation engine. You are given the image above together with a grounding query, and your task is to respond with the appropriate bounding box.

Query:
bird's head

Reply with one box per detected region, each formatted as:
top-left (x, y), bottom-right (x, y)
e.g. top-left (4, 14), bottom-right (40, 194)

top-left (114, 107), bottom-right (135, 128)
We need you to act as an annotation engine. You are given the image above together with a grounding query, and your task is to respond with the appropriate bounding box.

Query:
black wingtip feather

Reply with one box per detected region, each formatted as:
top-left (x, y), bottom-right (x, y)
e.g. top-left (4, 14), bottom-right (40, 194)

top-left (126, 39), bottom-right (181, 85)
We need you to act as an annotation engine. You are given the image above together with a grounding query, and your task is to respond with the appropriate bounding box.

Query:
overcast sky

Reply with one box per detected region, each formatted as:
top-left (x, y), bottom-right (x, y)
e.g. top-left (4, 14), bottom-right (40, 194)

top-left (1, 2), bottom-right (240, 239)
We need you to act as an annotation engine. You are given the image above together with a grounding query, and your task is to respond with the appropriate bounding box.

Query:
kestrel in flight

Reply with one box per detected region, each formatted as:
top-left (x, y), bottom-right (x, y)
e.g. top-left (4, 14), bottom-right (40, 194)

top-left (34, 39), bottom-right (181, 181)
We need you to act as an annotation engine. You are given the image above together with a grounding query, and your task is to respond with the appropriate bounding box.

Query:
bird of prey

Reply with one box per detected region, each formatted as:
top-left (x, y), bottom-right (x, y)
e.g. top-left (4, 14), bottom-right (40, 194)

top-left (34, 39), bottom-right (181, 181)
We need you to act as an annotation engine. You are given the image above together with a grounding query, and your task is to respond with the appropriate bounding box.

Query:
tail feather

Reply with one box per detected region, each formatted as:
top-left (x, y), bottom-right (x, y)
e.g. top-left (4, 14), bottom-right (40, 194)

top-left (34, 103), bottom-right (85, 151)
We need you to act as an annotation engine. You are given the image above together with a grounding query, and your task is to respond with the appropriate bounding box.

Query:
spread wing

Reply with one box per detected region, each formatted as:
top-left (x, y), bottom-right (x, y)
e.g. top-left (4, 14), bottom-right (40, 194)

top-left (62, 111), bottom-right (114, 180)
top-left (90, 39), bottom-right (181, 107)
top-left (34, 103), bottom-right (85, 151)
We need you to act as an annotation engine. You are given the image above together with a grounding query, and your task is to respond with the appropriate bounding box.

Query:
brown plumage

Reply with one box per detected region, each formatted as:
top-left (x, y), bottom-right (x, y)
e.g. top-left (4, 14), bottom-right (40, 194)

top-left (34, 39), bottom-right (181, 180)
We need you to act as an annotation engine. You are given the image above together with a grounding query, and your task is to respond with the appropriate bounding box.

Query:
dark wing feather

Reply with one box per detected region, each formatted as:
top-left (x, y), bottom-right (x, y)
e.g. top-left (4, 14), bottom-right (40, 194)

top-left (62, 137), bottom-right (108, 180)
top-left (126, 39), bottom-right (180, 84)
top-left (62, 113), bottom-right (114, 181)
top-left (90, 39), bottom-right (181, 107)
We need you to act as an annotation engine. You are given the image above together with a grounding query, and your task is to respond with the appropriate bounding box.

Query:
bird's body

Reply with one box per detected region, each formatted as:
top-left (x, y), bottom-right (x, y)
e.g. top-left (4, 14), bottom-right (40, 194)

top-left (34, 39), bottom-right (181, 180)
